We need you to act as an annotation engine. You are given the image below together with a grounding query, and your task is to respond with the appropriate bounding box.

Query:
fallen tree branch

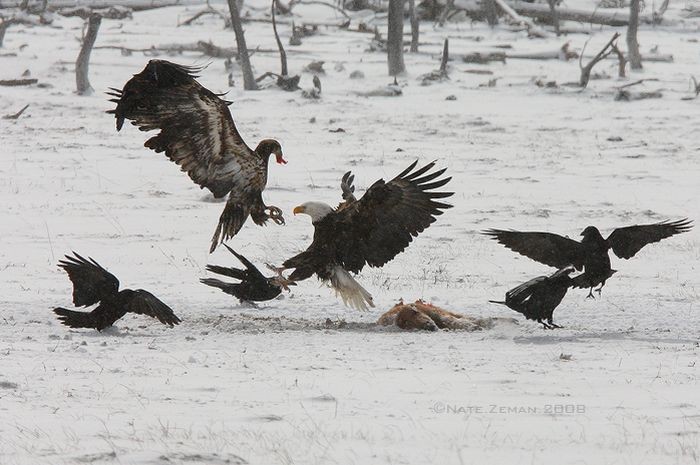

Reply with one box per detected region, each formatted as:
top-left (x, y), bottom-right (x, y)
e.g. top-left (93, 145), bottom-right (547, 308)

top-left (0, 78), bottom-right (37, 85)
top-left (179, 3), bottom-right (229, 27)
top-left (615, 78), bottom-right (660, 89)
top-left (506, 42), bottom-right (577, 60)
top-left (493, 0), bottom-right (549, 38)
top-left (288, 0), bottom-right (350, 19)
top-left (450, 0), bottom-right (664, 26)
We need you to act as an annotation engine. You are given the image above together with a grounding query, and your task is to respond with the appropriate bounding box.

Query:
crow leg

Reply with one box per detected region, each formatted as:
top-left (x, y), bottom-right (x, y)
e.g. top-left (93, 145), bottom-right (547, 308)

top-left (594, 283), bottom-right (604, 296)
top-left (547, 318), bottom-right (562, 329)
top-left (585, 287), bottom-right (596, 299)
top-left (538, 319), bottom-right (554, 330)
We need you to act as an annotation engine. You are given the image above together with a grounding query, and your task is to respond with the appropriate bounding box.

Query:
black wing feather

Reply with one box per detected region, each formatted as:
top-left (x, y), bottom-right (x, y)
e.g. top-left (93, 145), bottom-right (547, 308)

top-left (57, 252), bottom-right (119, 307)
top-left (482, 230), bottom-right (585, 270)
top-left (606, 219), bottom-right (693, 259)
top-left (123, 289), bottom-right (181, 327)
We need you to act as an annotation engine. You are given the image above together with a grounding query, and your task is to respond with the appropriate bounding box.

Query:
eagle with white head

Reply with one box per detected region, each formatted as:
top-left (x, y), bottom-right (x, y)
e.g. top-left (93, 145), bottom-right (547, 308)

top-left (280, 161), bottom-right (453, 310)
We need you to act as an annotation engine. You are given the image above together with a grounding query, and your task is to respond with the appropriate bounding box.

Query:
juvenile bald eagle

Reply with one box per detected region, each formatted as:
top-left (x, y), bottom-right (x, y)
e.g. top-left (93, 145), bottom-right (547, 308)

top-left (483, 219), bottom-right (692, 298)
top-left (53, 253), bottom-right (180, 331)
top-left (107, 60), bottom-right (287, 252)
top-left (280, 161), bottom-right (453, 310)
top-left (489, 267), bottom-right (576, 329)
top-left (201, 244), bottom-right (294, 304)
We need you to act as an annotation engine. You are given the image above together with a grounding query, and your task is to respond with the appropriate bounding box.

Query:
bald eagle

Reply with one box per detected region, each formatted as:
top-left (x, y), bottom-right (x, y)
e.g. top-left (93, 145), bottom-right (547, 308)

top-left (483, 219), bottom-right (692, 298)
top-left (280, 161), bottom-right (453, 310)
top-left (53, 253), bottom-right (180, 331)
top-left (107, 60), bottom-right (287, 252)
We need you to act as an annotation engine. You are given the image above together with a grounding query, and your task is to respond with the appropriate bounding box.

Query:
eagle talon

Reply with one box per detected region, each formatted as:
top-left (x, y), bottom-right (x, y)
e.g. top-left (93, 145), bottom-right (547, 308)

top-left (266, 264), bottom-right (294, 291)
top-left (267, 206), bottom-right (285, 225)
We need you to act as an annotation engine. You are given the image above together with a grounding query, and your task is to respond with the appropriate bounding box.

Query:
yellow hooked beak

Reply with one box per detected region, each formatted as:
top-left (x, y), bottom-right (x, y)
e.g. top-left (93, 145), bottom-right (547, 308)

top-left (293, 205), bottom-right (305, 215)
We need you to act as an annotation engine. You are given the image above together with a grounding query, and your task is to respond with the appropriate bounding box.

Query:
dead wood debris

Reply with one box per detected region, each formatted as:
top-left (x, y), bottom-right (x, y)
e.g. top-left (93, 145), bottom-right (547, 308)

top-left (578, 32), bottom-right (620, 89)
top-left (0, 78), bottom-right (37, 86)
top-left (3, 104), bottom-right (29, 120)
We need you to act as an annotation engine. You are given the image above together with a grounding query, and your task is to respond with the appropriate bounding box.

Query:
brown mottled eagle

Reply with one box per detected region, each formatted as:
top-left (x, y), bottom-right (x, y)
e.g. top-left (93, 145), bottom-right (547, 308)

top-left (279, 161), bottom-right (453, 310)
top-left (483, 219), bottom-right (692, 298)
top-left (107, 60), bottom-right (287, 252)
top-left (53, 252), bottom-right (180, 331)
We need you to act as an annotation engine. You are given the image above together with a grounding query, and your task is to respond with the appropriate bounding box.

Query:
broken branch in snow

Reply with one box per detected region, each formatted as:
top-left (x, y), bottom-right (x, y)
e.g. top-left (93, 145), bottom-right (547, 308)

top-left (506, 42), bottom-right (577, 61)
top-left (681, 77), bottom-right (700, 100)
top-left (0, 10), bottom-right (51, 47)
top-left (611, 41), bottom-right (626, 78)
top-left (3, 103), bottom-right (29, 119)
top-left (578, 32), bottom-right (619, 89)
top-left (614, 89), bottom-right (663, 101)
top-left (492, 0), bottom-right (549, 38)
top-left (462, 51), bottom-right (506, 64)
top-left (419, 38), bottom-right (449, 85)
top-left (179, 2), bottom-right (230, 27)
top-left (288, 0), bottom-right (351, 19)
top-left (615, 78), bottom-right (660, 89)
top-left (0, 78), bottom-right (37, 86)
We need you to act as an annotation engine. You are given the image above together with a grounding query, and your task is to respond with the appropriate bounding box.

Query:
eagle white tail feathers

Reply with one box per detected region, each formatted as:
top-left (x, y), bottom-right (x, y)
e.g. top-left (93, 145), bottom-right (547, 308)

top-left (329, 266), bottom-right (374, 311)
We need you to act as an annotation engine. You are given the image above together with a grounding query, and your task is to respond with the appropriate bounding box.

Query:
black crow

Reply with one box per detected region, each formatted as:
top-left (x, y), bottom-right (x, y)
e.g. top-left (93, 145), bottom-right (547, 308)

top-left (483, 219), bottom-right (692, 298)
top-left (54, 253), bottom-right (181, 331)
top-left (489, 267), bottom-right (575, 329)
top-left (201, 245), bottom-right (294, 304)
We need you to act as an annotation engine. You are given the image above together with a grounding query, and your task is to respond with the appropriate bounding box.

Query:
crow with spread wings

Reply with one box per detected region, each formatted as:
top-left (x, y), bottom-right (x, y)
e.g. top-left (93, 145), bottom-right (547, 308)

top-left (483, 219), bottom-right (692, 298)
top-left (278, 161), bottom-right (453, 310)
top-left (201, 244), bottom-right (294, 304)
top-left (108, 60), bottom-right (287, 252)
top-left (53, 253), bottom-right (181, 331)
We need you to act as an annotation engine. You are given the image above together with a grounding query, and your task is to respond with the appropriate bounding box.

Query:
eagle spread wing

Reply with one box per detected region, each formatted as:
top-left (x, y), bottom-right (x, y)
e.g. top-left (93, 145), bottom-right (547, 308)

top-left (482, 230), bottom-right (585, 270)
top-left (107, 60), bottom-right (264, 199)
top-left (285, 161), bottom-right (453, 279)
top-left (123, 290), bottom-right (181, 327)
top-left (605, 219), bottom-right (693, 259)
top-left (58, 252), bottom-right (119, 307)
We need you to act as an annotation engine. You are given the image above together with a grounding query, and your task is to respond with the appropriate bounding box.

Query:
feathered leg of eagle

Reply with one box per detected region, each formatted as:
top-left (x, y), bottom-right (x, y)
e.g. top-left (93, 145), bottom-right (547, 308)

top-left (329, 266), bottom-right (374, 311)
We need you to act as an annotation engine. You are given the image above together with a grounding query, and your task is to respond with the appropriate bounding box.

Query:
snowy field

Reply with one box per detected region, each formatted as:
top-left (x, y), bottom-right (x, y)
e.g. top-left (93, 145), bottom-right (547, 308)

top-left (1, 1), bottom-right (699, 463)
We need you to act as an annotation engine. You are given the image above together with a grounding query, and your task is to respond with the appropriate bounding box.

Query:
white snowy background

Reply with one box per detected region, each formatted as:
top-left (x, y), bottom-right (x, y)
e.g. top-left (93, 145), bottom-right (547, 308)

top-left (1, 0), bottom-right (699, 463)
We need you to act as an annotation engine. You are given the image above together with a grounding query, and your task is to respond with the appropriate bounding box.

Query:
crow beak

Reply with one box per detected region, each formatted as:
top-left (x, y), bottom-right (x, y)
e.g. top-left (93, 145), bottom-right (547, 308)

top-left (293, 205), bottom-right (304, 215)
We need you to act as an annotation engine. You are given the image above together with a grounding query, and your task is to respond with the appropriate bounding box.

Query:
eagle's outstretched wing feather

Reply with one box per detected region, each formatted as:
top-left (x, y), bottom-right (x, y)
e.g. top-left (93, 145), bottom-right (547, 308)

top-left (332, 161), bottom-right (453, 273)
top-left (606, 219), bottom-right (693, 259)
top-left (108, 60), bottom-right (262, 199)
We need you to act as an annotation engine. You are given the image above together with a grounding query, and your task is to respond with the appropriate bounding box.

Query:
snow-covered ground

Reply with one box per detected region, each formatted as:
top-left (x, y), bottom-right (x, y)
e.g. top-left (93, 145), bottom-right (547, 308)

top-left (1, 1), bottom-right (699, 463)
